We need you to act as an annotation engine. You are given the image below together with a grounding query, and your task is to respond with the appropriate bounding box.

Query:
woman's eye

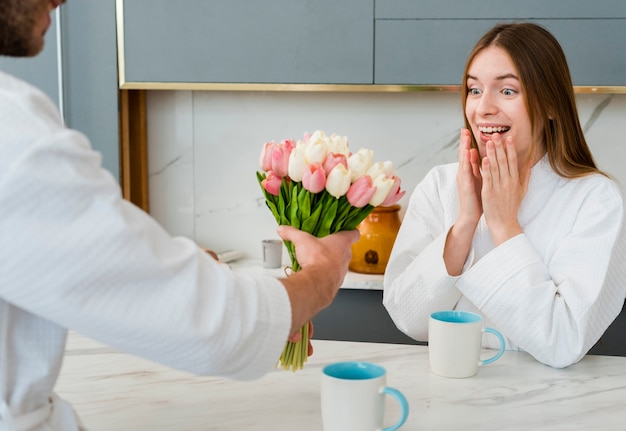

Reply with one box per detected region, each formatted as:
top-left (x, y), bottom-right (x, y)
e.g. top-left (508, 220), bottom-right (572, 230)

top-left (468, 87), bottom-right (481, 96)
top-left (502, 88), bottom-right (516, 96)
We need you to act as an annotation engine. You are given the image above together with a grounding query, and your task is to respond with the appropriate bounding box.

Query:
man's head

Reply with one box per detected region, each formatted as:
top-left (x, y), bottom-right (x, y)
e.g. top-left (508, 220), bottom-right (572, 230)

top-left (0, 0), bottom-right (65, 57)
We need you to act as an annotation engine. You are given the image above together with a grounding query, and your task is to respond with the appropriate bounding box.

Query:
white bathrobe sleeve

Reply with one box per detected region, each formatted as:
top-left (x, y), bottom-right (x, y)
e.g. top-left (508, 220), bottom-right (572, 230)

top-left (0, 92), bottom-right (291, 381)
top-left (456, 179), bottom-right (626, 368)
top-left (382, 164), bottom-right (463, 341)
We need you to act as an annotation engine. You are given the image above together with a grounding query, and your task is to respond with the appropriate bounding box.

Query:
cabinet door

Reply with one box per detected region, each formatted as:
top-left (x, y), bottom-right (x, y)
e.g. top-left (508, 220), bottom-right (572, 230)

top-left (121, 0), bottom-right (374, 84)
top-left (62, 2), bottom-right (120, 179)
top-left (312, 289), bottom-right (421, 345)
top-left (374, 0), bottom-right (626, 86)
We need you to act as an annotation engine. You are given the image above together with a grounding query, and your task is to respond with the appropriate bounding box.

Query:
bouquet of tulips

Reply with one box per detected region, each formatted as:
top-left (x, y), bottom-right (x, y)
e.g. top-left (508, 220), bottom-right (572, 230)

top-left (257, 130), bottom-right (405, 371)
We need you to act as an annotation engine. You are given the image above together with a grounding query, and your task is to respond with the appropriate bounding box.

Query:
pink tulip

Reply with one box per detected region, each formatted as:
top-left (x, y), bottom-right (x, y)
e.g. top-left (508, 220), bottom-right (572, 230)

top-left (347, 175), bottom-right (377, 208)
top-left (302, 163), bottom-right (326, 194)
top-left (281, 139), bottom-right (296, 152)
top-left (271, 140), bottom-right (295, 178)
top-left (322, 152), bottom-right (347, 174)
top-left (261, 171), bottom-right (283, 196)
top-left (380, 175), bottom-right (406, 207)
top-left (259, 141), bottom-right (277, 172)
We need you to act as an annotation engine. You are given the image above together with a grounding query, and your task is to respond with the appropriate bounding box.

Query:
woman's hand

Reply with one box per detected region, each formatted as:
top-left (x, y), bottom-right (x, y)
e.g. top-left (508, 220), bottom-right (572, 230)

top-left (457, 128), bottom-right (483, 225)
top-left (480, 134), bottom-right (530, 245)
top-left (444, 129), bottom-right (483, 276)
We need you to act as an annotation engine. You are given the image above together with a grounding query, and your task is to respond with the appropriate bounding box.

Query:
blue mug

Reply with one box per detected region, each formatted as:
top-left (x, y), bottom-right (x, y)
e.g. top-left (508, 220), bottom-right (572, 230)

top-left (321, 361), bottom-right (409, 431)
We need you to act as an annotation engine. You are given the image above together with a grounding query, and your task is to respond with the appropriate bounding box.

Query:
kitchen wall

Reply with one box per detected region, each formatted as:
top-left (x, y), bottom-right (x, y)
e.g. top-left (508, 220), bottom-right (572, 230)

top-left (147, 91), bottom-right (626, 259)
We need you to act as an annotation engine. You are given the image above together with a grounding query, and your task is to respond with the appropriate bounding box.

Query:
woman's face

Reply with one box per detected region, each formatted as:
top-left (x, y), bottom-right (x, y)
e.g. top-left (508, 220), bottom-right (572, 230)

top-left (465, 46), bottom-right (544, 166)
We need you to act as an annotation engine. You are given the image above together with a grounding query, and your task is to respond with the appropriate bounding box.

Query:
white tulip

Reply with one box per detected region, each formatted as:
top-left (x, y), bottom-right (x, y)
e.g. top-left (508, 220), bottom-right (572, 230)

top-left (366, 162), bottom-right (387, 180)
top-left (347, 148), bottom-right (374, 183)
top-left (327, 133), bottom-right (350, 157)
top-left (325, 164), bottom-right (352, 198)
top-left (304, 134), bottom-right (328, 165)
top-left (382, 161), bottom-right (395, 175)
top-left (306, 130), bottom-right (326, 144)
top-left (288, 142), bottom-right (308, 182)
top-left (369, 174), bottom-right (395, 207)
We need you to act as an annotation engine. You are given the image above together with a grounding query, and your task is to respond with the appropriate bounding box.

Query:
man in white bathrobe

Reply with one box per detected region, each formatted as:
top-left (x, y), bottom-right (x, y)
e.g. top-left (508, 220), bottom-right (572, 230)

top-left (0, 1), bottom-right (359, 430)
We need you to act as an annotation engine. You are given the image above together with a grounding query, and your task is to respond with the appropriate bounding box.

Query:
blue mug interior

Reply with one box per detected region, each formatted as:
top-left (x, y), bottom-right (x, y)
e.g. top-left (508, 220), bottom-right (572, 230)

top-left (431, 310), bottom-right (481, 324)
top-left (323, 361), bottom-right (385, 380)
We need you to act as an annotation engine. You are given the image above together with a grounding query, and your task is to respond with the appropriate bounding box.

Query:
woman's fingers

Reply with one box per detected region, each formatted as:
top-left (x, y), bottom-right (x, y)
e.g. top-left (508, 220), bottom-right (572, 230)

top-left (506, 136), bottom-right (519, 182)
top-left (482, 134), bottom-right (519, 186)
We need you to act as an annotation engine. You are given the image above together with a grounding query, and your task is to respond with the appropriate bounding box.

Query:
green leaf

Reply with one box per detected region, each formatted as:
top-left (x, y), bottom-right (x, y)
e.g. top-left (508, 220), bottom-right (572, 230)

top-left (332, 196), bottom-right (352, 232)
top-left (278, 179), bottom-right (290, 225)
top-left (316, 197), bottom-right (338, 237)
top-left (343, 205), bottom-right (375, 230)
top-left (302, 203), bottom-right (322, 233)
top-left (256, 171), bottom-right (270, 199)
top-left (265, 200), bottom-right (281, 224)
top-left (298, 186), bottom-right (310, 220)
top-left (289, 185), bottom-right (301, 228)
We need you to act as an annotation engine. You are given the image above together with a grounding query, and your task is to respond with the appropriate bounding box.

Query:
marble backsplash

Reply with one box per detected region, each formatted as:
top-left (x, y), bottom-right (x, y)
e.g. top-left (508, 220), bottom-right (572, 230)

top-left (146, 91), bottom-right (626, 259)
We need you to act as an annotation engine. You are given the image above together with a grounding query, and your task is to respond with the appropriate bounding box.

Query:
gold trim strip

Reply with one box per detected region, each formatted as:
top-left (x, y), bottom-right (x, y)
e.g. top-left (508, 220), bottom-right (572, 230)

top-left (119, 82), bottom-right (461, 92)
top-left (573, 86), bottom-right (626, 94)
top-left (119, 81), bottom-right (626, 94)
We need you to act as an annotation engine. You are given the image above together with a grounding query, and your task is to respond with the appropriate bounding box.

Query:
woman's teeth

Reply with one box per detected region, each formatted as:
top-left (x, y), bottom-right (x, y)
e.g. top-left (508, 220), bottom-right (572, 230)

top-left (479, 126), bottom-right (510, 134)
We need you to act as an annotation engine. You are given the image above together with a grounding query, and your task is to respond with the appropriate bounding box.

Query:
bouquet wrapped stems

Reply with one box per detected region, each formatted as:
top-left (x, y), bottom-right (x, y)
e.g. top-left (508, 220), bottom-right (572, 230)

top-left (278, 240), bottom-right (307, 370)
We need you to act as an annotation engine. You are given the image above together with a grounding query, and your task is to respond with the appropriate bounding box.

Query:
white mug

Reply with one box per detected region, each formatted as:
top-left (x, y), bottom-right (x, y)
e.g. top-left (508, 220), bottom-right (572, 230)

top-left (321, 361), bottom-right (409, 431)
top-left (428, 310), bottom-right (505, 378)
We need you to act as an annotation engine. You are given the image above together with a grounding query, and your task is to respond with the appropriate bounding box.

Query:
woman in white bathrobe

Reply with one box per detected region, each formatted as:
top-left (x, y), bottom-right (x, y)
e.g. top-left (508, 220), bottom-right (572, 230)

top-left (383, 22), bottom-right (626, 369)
top-left (0, 1), bottom-right (358, 430)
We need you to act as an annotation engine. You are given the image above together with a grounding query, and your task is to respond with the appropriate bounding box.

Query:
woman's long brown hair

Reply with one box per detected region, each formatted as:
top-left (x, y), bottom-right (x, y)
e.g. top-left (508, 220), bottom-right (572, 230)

top-left (461, 22), bottom-right (604, 178)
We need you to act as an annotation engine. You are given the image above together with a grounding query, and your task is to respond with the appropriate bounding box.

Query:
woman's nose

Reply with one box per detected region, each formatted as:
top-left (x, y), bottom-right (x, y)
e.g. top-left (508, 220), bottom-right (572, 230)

top-left (477, 91), bottom-right (498, 115)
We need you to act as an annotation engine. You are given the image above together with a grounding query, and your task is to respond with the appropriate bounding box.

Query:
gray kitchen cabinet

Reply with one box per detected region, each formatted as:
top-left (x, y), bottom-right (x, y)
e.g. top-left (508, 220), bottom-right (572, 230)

top-left (312, 290), bottom-right (626, 358)
top-left (0, 2), bottom-right (120, 179)
top-left (120, 0), bottom-right (374, 85)
top-left (62, 2), bottom-right (119, 179)
top-left (589, 301), bottom-right (626, 357)
top-left (374, 0), bottom-right (626, 86)
top-left (120, 0), bottom-right (625, 87)
top-left (312, 289), bottom-right (421, 345)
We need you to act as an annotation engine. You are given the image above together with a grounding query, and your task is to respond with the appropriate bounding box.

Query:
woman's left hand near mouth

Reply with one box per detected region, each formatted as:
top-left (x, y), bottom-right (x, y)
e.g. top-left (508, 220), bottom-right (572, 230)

top-left (480, 133), bottom-right (531, 245)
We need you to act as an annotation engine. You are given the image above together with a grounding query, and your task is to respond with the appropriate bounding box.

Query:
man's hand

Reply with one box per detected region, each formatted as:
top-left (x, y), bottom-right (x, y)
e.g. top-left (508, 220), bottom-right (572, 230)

top-left (277, 226), bottom-right (359, 338)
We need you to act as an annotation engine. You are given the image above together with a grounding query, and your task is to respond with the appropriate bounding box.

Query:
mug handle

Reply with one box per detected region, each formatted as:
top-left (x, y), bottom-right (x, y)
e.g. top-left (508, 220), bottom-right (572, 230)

top-left (380, 386), bottom-right (409, 431)
top-left (480, 327), bottom-right (506, 366)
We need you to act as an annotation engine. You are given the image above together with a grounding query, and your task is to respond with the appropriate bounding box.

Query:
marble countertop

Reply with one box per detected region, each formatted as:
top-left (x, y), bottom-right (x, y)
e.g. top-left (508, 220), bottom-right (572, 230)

top-left (56, 332), bottom-right (626, 430)
top-left (229, 258), bottom-right (384, 290)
